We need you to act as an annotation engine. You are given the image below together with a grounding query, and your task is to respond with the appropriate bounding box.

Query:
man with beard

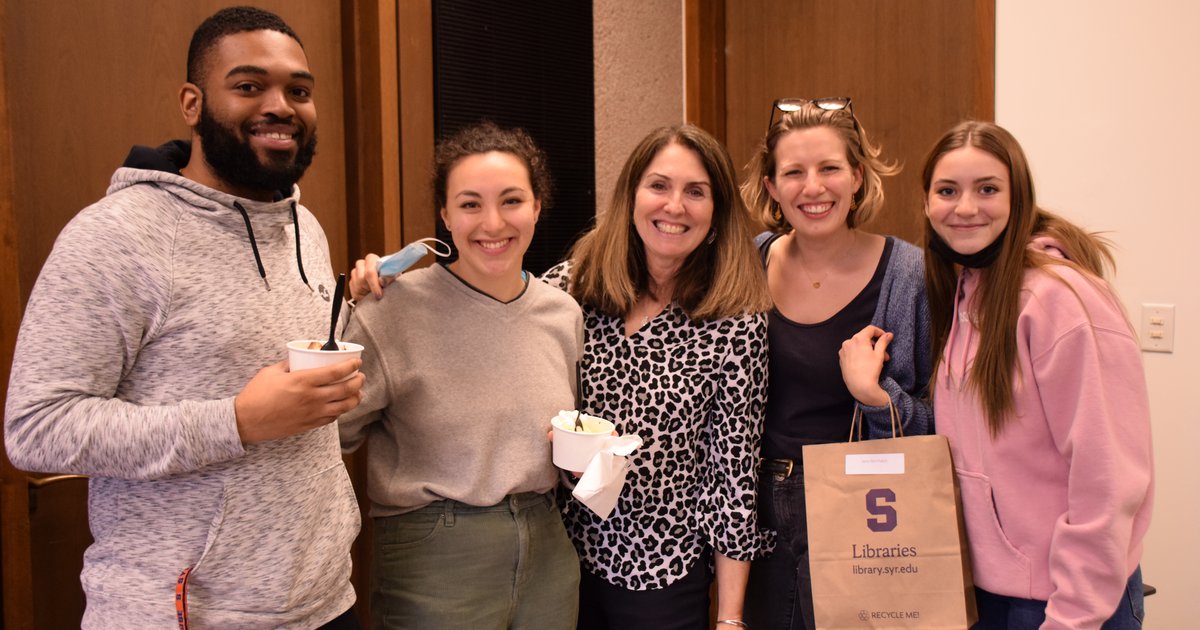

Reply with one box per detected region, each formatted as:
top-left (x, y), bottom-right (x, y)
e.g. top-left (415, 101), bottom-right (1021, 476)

top-left (4, 7), bottom-right (364, 629)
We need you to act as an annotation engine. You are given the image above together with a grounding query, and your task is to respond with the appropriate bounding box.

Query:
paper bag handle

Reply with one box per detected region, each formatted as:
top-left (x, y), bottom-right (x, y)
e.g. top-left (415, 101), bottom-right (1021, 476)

top-left (848, 396), bottom-right (903, 442)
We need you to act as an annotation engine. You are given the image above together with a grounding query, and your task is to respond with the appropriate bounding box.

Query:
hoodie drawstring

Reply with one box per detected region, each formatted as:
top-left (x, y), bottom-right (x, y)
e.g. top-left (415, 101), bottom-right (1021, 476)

top-left (945, 270), bottom-right (971, 390)
top-left (289, 201), bottom-right (310, 288)
top-left (233, 200), bottom-right (312, 292)
top-left (233, 201), bottom-right (269, 291)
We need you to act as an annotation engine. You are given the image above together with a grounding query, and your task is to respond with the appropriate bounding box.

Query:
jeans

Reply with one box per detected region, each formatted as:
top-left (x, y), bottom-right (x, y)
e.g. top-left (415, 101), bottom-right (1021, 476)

top-left (973, 567), bottom-right (1144, 629)
top-left (371, 492), bottom-right (580, 630)
top-left (745, 466), bottom-right (815, 630)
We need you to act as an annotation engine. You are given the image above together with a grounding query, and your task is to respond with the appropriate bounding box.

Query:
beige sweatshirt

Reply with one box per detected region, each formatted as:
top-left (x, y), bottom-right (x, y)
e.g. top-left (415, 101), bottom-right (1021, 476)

top-left (339, 263), bottom-right (583, 516)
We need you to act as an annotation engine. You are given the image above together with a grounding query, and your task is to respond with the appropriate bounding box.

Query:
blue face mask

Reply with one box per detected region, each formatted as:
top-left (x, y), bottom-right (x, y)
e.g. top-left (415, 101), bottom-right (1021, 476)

top-left (376, 238), bottom-right (452, 277)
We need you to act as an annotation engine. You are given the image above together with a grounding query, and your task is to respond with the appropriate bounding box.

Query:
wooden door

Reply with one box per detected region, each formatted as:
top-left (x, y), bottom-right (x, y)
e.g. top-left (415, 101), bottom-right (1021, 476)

top-left (701, 0), bottom-right (995, 243)
top-left (0, 1), bottom-right (354, 627)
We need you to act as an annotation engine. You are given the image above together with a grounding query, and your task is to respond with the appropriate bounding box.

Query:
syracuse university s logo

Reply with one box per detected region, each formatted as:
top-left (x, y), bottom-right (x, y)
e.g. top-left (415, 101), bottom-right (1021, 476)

top-left (865, 488), bottom-right (897, 532)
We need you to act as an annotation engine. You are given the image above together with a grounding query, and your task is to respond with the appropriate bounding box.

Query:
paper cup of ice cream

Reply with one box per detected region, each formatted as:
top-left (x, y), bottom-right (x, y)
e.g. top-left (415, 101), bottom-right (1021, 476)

top-left (287, 340), bottom-right (364, 375)
top-left (551, 410), bottom-right (616, 471)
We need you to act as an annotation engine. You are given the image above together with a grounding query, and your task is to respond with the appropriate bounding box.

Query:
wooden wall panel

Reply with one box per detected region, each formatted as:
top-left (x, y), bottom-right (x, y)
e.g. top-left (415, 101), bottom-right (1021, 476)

top-left (685, 0), bottom-right (727, 142)
top-left (3, 0), bottom-right (348, 304)
top-left (343, 0), bottom-right (402, 269)
top-left (724, 0), bottom-right (995, 243)
top-left (1, 0), bottom-right (37, 624)
top-left (397, 0), bottom-right (436, 245)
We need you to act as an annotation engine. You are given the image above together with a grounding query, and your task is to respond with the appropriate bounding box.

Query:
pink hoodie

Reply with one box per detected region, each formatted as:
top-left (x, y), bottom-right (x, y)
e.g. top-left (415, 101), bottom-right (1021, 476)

top-left (934, 240), bottom-right (1153, 630)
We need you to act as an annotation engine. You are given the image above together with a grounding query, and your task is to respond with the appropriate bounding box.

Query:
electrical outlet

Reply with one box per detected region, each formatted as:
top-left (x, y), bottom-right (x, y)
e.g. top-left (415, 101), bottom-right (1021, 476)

top-left (1140, 303), bottom-right (1175, 353)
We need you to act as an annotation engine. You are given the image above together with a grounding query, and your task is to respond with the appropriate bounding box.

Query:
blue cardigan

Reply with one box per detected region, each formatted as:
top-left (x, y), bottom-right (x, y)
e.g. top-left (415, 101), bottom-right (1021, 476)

top-left (756, 232), bottom-right (933, 438)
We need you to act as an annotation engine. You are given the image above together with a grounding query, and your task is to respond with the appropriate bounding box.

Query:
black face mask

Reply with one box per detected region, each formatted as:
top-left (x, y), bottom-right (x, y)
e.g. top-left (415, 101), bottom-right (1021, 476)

top-left (928, 229), bottom-right (1006, 268)
top-left (196, 103), bottom-right (317, 196)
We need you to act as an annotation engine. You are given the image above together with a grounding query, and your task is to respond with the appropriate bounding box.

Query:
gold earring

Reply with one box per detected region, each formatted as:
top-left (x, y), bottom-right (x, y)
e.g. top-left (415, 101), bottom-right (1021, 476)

top-left (772, 204), bottom-right (783, 223)
top-left (850, 198), bottom-right (858, 212)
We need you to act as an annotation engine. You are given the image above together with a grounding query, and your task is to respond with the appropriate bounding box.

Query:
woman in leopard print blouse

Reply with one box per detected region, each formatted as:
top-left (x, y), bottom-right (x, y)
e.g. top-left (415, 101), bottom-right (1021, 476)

top-left (544, 124), bottom-right (772, 630)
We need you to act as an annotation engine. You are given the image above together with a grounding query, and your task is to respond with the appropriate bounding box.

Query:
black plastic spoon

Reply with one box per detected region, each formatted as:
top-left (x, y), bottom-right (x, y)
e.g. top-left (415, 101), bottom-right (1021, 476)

top-left (321, 273), bottom-right (346, 351)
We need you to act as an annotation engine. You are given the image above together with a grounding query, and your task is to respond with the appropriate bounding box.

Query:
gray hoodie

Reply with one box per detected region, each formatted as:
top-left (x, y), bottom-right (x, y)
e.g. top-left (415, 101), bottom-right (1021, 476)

top-left (4, 143), bottom-right (359, 629)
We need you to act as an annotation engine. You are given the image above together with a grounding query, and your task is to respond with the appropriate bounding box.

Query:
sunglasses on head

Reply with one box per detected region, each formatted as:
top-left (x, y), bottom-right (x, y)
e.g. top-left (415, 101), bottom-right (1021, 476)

top-left (768, 97), bottom-right (857, 133)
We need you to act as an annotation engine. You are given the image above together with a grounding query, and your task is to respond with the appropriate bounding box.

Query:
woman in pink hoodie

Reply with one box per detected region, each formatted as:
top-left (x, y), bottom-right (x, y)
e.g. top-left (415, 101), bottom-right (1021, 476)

top-left (921, 121), bottom-right (1152, 630)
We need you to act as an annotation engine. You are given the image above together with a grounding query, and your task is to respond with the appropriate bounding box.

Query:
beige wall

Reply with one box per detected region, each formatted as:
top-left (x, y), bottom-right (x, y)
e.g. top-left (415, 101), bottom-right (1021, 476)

top-left (593, 0), bottom-right (685, 211)
top-left (997, 1), bottom-right (1197, 626)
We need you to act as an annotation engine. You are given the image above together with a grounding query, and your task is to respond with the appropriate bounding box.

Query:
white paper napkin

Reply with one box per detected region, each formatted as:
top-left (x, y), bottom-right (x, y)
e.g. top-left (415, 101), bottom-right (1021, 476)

top-left (571, 434), bottom-right (643, 520)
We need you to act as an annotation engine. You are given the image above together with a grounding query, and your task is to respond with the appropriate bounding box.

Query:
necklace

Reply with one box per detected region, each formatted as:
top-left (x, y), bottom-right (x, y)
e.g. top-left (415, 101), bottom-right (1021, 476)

top-left (794, 230), bottom-right (857, 289)
top-left (636, 293), bottom-right (669, 326)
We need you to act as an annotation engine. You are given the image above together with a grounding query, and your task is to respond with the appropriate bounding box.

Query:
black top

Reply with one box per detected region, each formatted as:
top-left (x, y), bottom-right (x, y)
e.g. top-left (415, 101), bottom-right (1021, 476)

top-left (759, 234), bottom-right (893, 459)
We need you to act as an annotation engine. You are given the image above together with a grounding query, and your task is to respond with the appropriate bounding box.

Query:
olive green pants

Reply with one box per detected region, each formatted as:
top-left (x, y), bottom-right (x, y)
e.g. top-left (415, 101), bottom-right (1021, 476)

top-left (371, 492), bottom-right (579, 629)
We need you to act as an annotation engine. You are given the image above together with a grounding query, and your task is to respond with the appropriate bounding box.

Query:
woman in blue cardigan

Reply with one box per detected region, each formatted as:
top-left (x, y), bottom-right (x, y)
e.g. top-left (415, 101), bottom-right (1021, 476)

top-left (739, 97), bottom-right (933, 630)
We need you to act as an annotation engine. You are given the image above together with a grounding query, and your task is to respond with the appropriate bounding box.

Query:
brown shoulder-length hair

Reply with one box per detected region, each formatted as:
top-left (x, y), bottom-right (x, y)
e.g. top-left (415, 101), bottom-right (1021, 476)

top-left (922, 121), bottom-right (1116, 436)
top-left (742, 102), bottom-right (898, 234)
top-left (568, 124), bottom-right (771, 320)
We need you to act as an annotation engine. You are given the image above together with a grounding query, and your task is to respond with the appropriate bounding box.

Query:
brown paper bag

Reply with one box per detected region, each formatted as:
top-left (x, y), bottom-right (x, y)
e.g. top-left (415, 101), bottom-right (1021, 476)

top-left (803, 406), bottom-right (976, 629)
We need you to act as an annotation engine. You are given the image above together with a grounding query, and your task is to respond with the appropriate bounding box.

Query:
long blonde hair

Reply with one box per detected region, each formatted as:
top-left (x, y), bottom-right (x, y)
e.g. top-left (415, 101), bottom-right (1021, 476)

top-left (569, 124), bottom-right (771, 320)
top-left (923, 121), bottom-right (1116, 435)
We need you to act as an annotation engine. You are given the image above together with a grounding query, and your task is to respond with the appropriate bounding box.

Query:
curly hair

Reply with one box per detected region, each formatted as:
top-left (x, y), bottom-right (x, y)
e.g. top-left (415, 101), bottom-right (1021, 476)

top-left (432, 121), bottom-right (554, 211)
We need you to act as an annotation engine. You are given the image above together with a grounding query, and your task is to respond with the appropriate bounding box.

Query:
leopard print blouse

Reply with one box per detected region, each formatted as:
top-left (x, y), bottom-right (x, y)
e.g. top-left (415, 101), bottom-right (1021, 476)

top-left (543, 261), bottom-right (769, 590)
